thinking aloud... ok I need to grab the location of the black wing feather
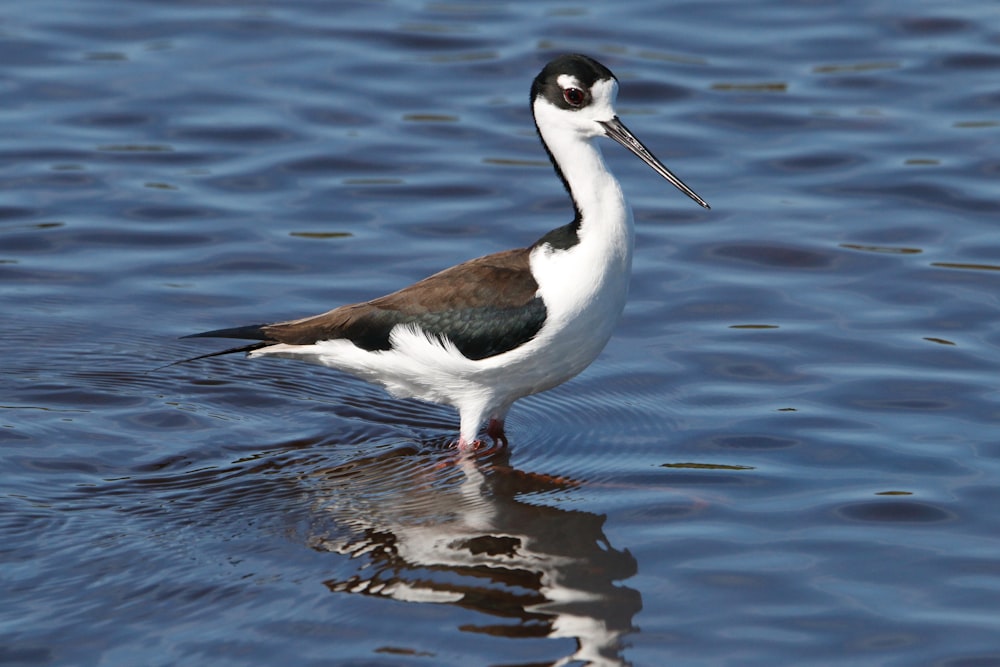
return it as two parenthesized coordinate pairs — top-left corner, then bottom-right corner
(181, 247), (547, 362)
(344, 297), (547, 360)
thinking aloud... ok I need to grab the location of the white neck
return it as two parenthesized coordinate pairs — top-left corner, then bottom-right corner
(532, 95), (634, 262)
(527, 97), (635, 368)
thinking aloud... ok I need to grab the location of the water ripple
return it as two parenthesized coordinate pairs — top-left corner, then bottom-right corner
(4, 1), (1000, 665)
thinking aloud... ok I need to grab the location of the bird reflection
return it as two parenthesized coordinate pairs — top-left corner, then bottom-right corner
(302, 444), (641, 667)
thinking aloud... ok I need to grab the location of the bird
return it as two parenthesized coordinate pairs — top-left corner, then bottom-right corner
(180, 54), (710, 450)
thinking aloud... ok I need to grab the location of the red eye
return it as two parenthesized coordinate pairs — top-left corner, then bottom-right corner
(563, 87), (585, 107)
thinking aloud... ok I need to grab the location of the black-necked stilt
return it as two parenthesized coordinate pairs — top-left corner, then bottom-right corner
(182, 54), (709, 450)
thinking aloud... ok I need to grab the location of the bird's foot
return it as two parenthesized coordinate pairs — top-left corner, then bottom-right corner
(455, 437), (482, 452)
(486, 418), (508, 448)
(454, 420), (507, 454)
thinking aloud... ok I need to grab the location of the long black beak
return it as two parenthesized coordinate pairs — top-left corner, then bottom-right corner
(598, 116), (710, 210)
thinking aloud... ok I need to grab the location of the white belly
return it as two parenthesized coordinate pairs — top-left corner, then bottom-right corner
(252, 209), (634, 439)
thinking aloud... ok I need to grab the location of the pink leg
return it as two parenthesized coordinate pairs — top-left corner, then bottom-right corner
(454, 424), (504, 452)
(486, 418), (508, 448)
(456, 437), (481, 452)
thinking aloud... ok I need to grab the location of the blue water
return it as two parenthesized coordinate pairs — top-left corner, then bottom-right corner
(3, 1), (1000, 665)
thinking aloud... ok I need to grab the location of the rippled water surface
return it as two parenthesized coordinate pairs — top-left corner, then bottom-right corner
(4, 1), (1000, 665)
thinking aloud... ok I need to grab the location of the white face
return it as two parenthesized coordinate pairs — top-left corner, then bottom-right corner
(534, 75), (620, 140)
(529, 55), (710, 210)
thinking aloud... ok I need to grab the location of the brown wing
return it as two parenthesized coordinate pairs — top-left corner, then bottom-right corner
(260, 247), (547, 360)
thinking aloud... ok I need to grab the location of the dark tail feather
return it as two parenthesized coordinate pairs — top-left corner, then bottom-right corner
(152, 341), (273, 372)
(152, 324), (275, 373)
(181, 324), (272, 341)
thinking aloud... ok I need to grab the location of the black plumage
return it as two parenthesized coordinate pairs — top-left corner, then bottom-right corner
(183, 247), (548, 361)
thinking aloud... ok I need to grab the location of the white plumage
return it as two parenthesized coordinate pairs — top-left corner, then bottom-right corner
(184, 54), (709, 449)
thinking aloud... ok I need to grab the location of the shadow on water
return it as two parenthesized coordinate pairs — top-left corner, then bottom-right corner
(305, 445), (641, 666)
(77, 435), (641, 666)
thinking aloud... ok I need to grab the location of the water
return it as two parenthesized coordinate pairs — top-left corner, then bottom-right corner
(3, 1), (1000, 665)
